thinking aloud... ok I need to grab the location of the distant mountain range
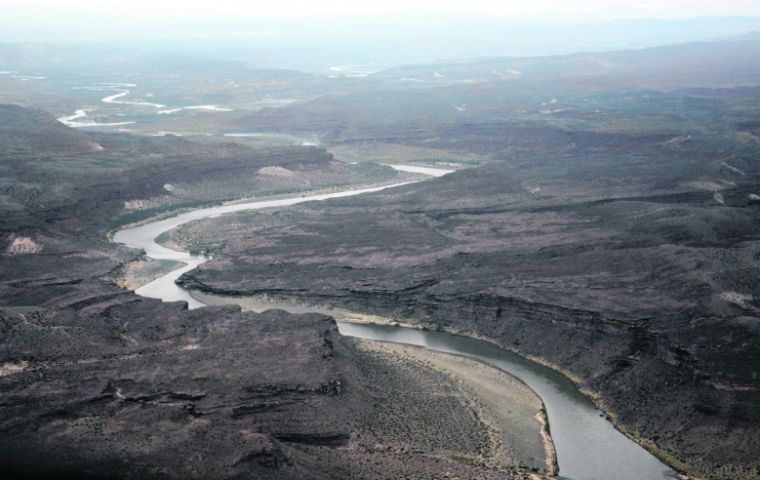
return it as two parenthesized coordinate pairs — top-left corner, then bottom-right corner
(1, 15), (759, 70)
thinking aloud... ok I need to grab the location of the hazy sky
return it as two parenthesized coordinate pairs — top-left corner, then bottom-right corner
(2, 0), (759, 66)
(3, 0), (760, 20)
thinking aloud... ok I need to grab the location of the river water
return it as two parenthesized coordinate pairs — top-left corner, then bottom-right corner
(113, 165), (677, 480)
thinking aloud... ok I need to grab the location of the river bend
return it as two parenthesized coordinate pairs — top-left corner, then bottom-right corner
(113, 165), (676, 480)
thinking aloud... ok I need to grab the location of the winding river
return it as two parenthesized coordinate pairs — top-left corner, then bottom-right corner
(114, 165), (677, 480)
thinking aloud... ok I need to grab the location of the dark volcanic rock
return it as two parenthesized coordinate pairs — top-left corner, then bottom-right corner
(177, 161), (760, 479)
(0, 104), (397, 239)
(0, 300), (538, 480)
(0, 105), (537, 479)
(0, 304), (351, 479)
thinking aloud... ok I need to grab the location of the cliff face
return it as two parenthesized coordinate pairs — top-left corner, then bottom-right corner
(176, 160), (760, 479)
(1, 295), (548, 480)
(1, 304), (346, 479)
(0, 105), (549, 480)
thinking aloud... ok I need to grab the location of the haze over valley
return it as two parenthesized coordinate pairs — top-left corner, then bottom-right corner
(1, 2), (760, 479)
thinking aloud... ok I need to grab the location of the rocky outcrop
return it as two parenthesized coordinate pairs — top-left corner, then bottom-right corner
(0, 296), (550, 479)
(0, 303), (347, 479)
(175, 161), (760, 479)
(0, 105), (549, 479)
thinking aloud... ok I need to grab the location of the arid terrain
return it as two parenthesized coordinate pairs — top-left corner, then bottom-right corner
(2, 30), (760, 480)
(0, 106), (552, 479)
(1, 304), (552, 479)
(169, 35), (760, 480)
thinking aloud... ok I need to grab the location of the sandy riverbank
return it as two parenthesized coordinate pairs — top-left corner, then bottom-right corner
(357, 340), (556, 476)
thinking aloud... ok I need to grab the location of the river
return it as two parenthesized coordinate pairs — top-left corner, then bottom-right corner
(113, 165), (677, 480)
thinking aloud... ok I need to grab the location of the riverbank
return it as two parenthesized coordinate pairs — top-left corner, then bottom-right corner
(190, 290), (676, 479)
(112, 174), (430, 290)
(357, 340), (557, 476)
(108, 165), (565, 478)
(2, 302), (552, 479)
(347, 339), (556, 478)
(116, 255), (184, 291)
(108, 170), (425, 239)
(112, 159), (676, 480)
(169, 150), (760, 479)
(190, 290), (719, 479)
(109, 166), (562, 478)
(110, 164), (568, 478)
